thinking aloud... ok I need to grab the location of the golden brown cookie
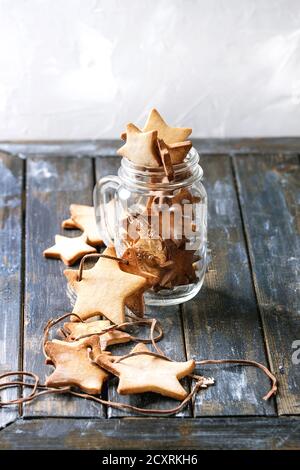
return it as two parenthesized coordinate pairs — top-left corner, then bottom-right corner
(43, 234), (97, 266)
(117, 123), (161, 167)
(94, 343), (195, 400)
(143, 108), (192, 144)
(160, 246), (197, 288)
(64, 246), (147, 324)
(157, 138), (174, 180)
(61, 320), (132, 350)
(62, 320), (111, 340)
(164, 141), (192, 164)
(45, 335), (108, 394)
(66, 204), (103, 246)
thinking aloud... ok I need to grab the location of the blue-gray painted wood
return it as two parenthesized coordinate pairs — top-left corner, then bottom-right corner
(1, 417), (300, 450)
(234, 153), (300, 415)
(1, 137), (300, 157)
(0, 152), (23, 429)
(23, 156), (105, 417)
(182, 154), (276, 416)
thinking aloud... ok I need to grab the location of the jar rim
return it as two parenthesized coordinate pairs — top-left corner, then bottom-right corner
(119, 147), (203, 190)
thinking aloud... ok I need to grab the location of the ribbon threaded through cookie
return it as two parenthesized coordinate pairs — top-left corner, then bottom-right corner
(0, 312), (277, 415)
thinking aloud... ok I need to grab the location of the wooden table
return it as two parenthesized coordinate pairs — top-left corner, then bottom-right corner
(0, 139), (299, 450)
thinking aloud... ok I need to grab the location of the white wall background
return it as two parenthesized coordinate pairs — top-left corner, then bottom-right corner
(0, 0), (300, 140)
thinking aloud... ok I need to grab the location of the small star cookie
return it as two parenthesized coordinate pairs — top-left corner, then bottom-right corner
(117, 123), (161, 167)
(163, 140), (192, 165)
(62, 204), (103, 246)
(45, 335), (108, 394)
(61, 320), (132, 350)
(143, 108), (192, 144)
(94, 343), (195, 400)
(43, 233), (96, 266)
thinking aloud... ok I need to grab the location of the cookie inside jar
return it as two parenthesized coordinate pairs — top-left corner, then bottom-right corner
(118, 187), (202, 293)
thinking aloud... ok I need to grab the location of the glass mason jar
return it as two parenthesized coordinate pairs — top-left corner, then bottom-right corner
(94, 147), (207, 306)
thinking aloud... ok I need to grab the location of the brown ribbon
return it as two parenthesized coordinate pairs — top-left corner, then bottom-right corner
(0, 312), (278, 416)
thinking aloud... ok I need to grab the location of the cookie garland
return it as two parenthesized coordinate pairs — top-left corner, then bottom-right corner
(0, 311), (277, 416)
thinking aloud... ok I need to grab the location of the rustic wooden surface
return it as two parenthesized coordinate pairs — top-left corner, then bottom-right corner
(234, 153), (300, 415)
(23, 156), (105, 417)
(1, 137), (300, 156)
(0, 139), (299, 449)
(1, 417), (300, 450)
(182, 154), (275, 417)
(0, 152), (23, 429)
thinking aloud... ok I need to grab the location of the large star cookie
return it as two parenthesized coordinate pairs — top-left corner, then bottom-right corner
(43, 233), (96, 266)
(45, 335), (108, 394)
(94, 343), (195, 400)
(64, 246), (147, 324)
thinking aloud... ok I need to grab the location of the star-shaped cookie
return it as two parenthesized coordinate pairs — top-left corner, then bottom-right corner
(45, 335), (108, 394)
(160, 247), (197, 288)
(64, 246), (147, 324)
(164, 140), (192, 164)
(43, 233), (96, 266)
(143, 108), (192, 144)
(61, 320), (132, 350)
(61, 204), (103, 246)
(117, 123), (161, 167)
(94, 343), (195, 400)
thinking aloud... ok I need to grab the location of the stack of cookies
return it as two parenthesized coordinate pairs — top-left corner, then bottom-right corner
(117, 108), (201, 291)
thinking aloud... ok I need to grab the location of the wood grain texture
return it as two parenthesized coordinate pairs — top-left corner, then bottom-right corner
(1, 137), (300, 157)
(182, 155), (276, 417)
(1, 417), (300, 450)
(23, 156), (105, 417)
(0, 152), (23, 429)
(95, 157), (191, 417)
(234, 153), (300, 415)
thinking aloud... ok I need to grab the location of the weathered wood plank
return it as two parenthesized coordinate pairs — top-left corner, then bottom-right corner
(95, 157), (191, 417)
(1, 417), (300, 450)
(23, 156), (105, 417)
(182, 155), (276, 416)
(234, 153), (300, 415)
(1, 137), (300, 157)
(0, 152), (23, 429)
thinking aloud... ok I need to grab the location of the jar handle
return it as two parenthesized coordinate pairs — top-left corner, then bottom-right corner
(93, 175), (121, 247)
